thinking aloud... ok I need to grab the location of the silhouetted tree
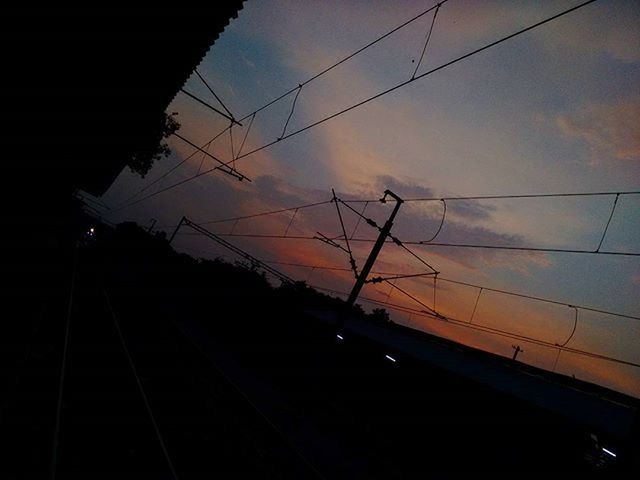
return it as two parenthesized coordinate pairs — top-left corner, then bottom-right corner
(369, 308), (391, 324)
(127, 112), (180, 177)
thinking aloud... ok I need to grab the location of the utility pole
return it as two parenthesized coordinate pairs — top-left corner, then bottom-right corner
(346, 189), (404, 307)
(147, 218), (157, 233)
(511, 344), (524, 361)
(168, 216), (186, 244)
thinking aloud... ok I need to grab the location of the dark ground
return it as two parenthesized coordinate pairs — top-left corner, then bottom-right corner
(2, 218), (638, 478)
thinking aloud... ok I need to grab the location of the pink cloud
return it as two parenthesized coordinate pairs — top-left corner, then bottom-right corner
(557, 96), (640, 163)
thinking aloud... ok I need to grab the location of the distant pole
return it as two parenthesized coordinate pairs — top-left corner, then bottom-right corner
(168, 216), (186, 244)
(346, 190), (404, 307)
(511, 344), (524, 361)
(147, 218), (157, 233)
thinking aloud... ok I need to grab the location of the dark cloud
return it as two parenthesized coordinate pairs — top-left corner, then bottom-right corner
(374, 175), (434, 199)
(447, 200), (496, 220)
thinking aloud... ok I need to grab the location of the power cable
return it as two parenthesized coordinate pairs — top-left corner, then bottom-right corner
(194, 68), (236, 120)
(311, 284), (640, 368)
(193, 233), (640, 257)
(421, 199), (446, 243)
(115, 1), (599, 210)
(179, 88), (241, 126)
(254, 260), (640, 322)
(341, 190), (640, 203)
(411, 2), (441, 79)
(596, 193), (619, 252)
(232, 0), (599, 164)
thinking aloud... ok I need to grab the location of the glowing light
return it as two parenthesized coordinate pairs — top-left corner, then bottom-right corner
(385, 354), (396, 363)
(336, 334), (344, 340)
(90, 227), (95, 233)
(602, 447), (617, 458)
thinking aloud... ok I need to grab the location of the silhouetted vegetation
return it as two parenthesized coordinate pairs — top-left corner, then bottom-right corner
(127, 112), (181, 178)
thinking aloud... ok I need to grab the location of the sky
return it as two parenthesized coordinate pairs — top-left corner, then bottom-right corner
(98, 0), (640, 397)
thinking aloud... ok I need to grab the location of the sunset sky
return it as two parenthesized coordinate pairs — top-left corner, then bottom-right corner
(99, 0), (640, 397)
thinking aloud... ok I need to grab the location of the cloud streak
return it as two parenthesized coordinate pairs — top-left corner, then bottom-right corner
(557, 96), (640, 163)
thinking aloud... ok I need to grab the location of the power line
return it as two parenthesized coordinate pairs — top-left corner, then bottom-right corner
(231, 0), (449, 127)
(179, 88), (241, 126)
(111, 135), (253, 213)
(197, 233), (640, 257)
(596, 193), (619, 252)
(116, 138), (215, 208)
(436, 277), (640, 321)
(114, 1), (449, 212)
(159, 199), (333, 230)
(331, 189), (359, 277)
(158, 189), (640, 228)
(334, 195), (440, 273)
(310, 284), (640, 369)
(422, 199), (446, 243)
(173, 217), (295, 284)
(194, 68), (236, 121)
(171, 226), (639, 370)
(257, 260), (639, 321)
(232, 0), (599, 164)
(114, 0), (599, 211)
(341, 190), (640, 203)
(411, 1), (441, 79)
(413, 241), (640, 257)
(172, 133), (250, 181)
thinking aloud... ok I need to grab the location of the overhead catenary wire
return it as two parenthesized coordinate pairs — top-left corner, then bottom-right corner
(558, 306), (579, 347)
(190, 232), (640, 257)
(253, 260), (640, 322)
(160, 199), (333, 229)
(110, 2), (449, 214)
(194, 68), (236, 120)
(332, 189), (359, 277)
(160, 188), (639, 232)
(170, 228), (639, 370)
(179, 88), (241, 126)
(341, 189), (640, 203)
(230, 0), (599, 164)
(283, 208), (299, 237)
(196, 140), (214, 175)
(349, 201), (369, 240)
(149, 0), (450, 203)
(596, 193), (619, 252)
(115, 129), (234, 208)
(310, 284), (640, 369)
(173, 133), (250, 181)
(114, 0), (599, 211)
(334, 196), (439, 273)
(279, 85), (303, 140)
(422, 199), (446, 243)
(236, 112), (256, 160)
(230, 0), (450, 127)
(411, 2), (441, 79)
(109, 135), (253, 213)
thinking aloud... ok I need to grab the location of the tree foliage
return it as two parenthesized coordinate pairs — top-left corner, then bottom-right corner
(127, 112), (180, 178)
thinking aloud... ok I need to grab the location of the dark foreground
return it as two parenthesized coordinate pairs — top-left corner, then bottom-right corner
(3, 220), (638, 478)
